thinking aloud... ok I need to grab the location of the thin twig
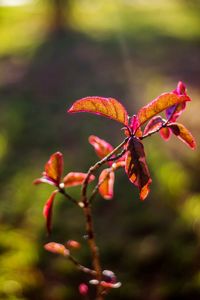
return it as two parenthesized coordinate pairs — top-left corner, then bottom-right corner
(68, 254), (96, 276)
(59, 187), (79, 206)
(107, 148), (126, 162)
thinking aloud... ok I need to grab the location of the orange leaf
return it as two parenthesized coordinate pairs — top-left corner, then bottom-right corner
(44, 152), (63, 185)
(89, 135), (113, 159)
(98, 169), (115, 200)
(137, 93), (190, 125)
(125, 137), (152, 200)
(63, 172), (95, 187)
(43, 190), (58, 235)
(44, 242), (69, 256)
(168, 122), (196, 149)
(68, 96), (128, 125)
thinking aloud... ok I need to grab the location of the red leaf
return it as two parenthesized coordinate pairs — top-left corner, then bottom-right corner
(43, 190), (58, 235)
(33, 177), (57, 186)
(168, 122), (196, 149)
(98, 169), (115, 200)
(44, 242), (69, 256)
(44, 152), (63, 185)
(137, 92), (190, 125)
(159, 127), (172, 141)
(125, 137), (152, 200)
(68, 96), (128, 125)
(89, 135), (113, 159)
(129, 115), (143, 137)
(63, 172), (95, 188)
(143, 116), (164, 135)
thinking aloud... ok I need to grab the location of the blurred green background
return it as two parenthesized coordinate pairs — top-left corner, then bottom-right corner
(0, 0), (200, 299)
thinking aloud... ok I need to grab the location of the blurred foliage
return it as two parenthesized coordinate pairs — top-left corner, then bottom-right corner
(0, 0), (200, 299)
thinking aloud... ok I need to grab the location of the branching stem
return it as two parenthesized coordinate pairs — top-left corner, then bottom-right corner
(81, 137), (129, 299)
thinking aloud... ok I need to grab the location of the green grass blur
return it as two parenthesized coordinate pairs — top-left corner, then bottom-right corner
(0, 0), (200, 299)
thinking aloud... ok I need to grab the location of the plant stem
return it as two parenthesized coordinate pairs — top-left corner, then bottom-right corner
(59, 187), (79, 206)
(81, 137), (129, 299)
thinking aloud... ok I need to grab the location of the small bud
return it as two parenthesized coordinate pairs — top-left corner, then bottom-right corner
(66, 240), (81, 249)
(59, 182), (65, 189)
(44, 242), (69, 256)
(102, 269), (116, 283)
(79, 283), (88, 296)
(112, 163), (117, 170)
(78, 202), (85, 208)
(89, 279), (99, 285)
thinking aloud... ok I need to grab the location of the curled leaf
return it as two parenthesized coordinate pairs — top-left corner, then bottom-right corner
(165, 82), (188, 122)
(143, 116), (164, 135)
(68, 96), (128, 125)
(43, 190), (58, 235)
(137, 92), (190, 125)
(168, 122), (196, 149)
(125, 137), (152, 200)
(98, 169), (115, 200)
(89, 135), (113, 159)
(165, 102), (186, 122)
(44, 242), (69, 256)
(44, 152), (63, 185)
(63, 172), (95, 187)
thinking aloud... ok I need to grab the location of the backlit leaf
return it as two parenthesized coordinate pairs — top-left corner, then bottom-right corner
(63, 172), (95, 187)
(43, 190), (58, 235)
(125, 137), (152, 200)
(98, 169), (115, 200)
(44, 152), (63, 185)
(143, 116), (164, 135)
(159, 127), (172, 141)
(89, 135), (113, 159)
(129, 115), (143, 137)
(168, 122), (196, 149)
(165, 102), (186, 122)
(44, 242), (69, 256)
(68, 96), (128, 125)
(137, 93), (190, 125)
(33, 177), (56, 186)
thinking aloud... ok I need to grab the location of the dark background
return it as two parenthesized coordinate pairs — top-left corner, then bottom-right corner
(0, 0), (200, 299)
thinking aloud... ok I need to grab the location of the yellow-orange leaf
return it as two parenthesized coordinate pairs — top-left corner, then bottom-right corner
(68, 97), (128, 125)
(169, 122), (196, 149)
(137, 93), (190, 125)
(98, 169), (115, 200)
(63, 172), (95, 187)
